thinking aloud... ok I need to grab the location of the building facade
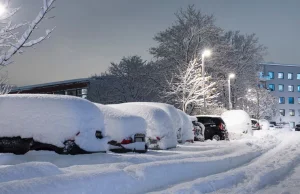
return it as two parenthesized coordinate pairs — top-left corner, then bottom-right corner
(260, 63), (300, 127)
(10, 78), (91, 99)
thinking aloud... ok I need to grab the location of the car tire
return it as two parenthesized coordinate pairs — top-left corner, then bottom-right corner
(212, 135), (221, 141)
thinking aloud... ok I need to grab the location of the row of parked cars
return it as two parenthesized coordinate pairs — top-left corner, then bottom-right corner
(0, 94), (262, 155)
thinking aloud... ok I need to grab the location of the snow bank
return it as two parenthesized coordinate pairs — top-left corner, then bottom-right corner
(177, 110), (194, 142)
(94, 103), (147, 142)
(109, 103), (177, 149)
(221, 110), (252, 135)
(0, 94), (107, 151)
(259, 119), (270, 130)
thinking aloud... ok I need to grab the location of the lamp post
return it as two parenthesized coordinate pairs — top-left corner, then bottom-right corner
(201, 49), (211, 110)
(228, 73), (235, 109)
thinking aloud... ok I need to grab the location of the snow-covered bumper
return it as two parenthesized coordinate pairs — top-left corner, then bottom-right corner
(108, 133), (147, 153)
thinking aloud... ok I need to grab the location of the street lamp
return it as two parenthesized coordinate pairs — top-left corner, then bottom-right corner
(228, 73), (235, 109)
(201, 49), (212, 109)
(0, 3), (6, 16)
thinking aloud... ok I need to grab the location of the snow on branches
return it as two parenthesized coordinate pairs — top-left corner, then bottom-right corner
(164, 57), (219, 114)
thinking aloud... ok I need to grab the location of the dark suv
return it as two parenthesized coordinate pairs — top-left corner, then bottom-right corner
(295, 124), (300, 131)
(196, 116), (229, 141)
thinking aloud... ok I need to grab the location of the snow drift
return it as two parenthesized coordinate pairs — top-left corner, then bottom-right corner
(221, 110), (253, 135)
(94, 103), (147, 142)
(109, 103), (177, 149)
(0, 94), (108, 152)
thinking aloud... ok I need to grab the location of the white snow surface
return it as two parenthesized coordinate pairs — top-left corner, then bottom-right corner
(0, 94), (107, 151)
(94, 103), (147, 142)
(259, 119), (270, 130)
(221, 110), (253, 135)
(1, 129), (300, 193)
(177, 109), (194, 142)
(109, 103), (177, 149)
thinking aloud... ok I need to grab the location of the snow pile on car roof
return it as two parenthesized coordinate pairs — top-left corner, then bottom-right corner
(221, 110), (253, 135)
(177, 110), (194, 142)
(94, 103), (147, 142)
(0, 94), (107, 151)
(259, 119), (270, 130)
(109, 103), (177, 149)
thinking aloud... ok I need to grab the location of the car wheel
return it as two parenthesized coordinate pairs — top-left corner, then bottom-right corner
(212, 135), (221, 141)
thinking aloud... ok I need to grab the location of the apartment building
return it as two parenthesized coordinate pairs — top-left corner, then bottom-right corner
(260, 63), (300, 127)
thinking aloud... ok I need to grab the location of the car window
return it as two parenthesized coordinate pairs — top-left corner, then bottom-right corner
(197, 117), (214, 124)
(251, 120), (257, 125)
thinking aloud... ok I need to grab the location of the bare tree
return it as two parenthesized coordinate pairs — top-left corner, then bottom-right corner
(164, 57), (219, 114)
(0, 0), (56, 94)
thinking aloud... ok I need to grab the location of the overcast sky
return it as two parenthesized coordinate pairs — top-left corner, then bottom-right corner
(6, 0), (300, 86)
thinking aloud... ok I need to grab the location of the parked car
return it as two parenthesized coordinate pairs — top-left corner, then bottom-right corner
(195, 115), (229, 141)
(221, 110), (253, 135)
(176, 110), (194, 143)
(259, 119), (270, 130)
(94, 104), (147, 153)
(251, 119), (261, 130)
(295, 124), (300, 131)
(192, 121), (205, 141)
(0, 94), (108, 155)
(269, 124), (276, 130)
(109, 103), (177, 150)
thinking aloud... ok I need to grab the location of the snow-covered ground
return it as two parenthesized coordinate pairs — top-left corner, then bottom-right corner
(0, 129), (299, 194)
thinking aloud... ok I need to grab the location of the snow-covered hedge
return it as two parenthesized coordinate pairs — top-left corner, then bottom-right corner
(109, 103), (177, 149)
(94, 103), (147, 142)
(221, 110), (252, 135)
(0, 94), (108, 152)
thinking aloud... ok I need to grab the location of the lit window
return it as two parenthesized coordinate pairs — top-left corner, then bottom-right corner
(279, 97), (285, 104)
(278, 72), (284, 79)
(288, 85), (294, 92)
(268, 84), (275, 91)
(290, 109), (295, 116)
(298, 97), (300, 104)
(280, 109), (285, 116)
(297, 74), (300, 80)
(288, 73), (293, 80)
(278, 84), (284, 91)
(268, 72), (274, 79)
(289, 97), (294, 104)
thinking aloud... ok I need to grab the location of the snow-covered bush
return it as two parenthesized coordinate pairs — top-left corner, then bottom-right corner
(177, 110), (194, 143)
(221, 110), (253, 135)
(0, 94), (108, 152)
(94, 103), (147, 142)
(109, 103), (177, 149)
(259, 119), (270, 130)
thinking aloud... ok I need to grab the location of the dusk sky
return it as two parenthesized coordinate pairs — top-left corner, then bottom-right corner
(7, 0), (300, 86)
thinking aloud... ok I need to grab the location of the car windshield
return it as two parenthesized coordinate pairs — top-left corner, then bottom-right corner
(197, 117), (224, 125)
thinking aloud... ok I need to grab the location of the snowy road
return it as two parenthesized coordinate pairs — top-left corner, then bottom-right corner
(0, 129), (299, 194)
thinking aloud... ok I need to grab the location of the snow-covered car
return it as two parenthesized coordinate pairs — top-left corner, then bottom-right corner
(95, 104), (147, 153)
(176, 110), (194, 143)
(0, 94), (108, 155)
(259, 119), (270, 130)
(196, 115), (229, 141)
(269, 124), (275, 130)
(221, 110), (253, 135)
(191, 120), (205, 141)
(251, 119), (261, 130)
(109, 103), (177, 150)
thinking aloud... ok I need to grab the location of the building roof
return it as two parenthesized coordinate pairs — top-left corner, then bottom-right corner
(260, 62), (300, 67)
(11, 78), (92, 93)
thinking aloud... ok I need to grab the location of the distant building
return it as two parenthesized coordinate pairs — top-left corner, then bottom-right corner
(260, 63), (300, 127)
(10, 78), (92, 99)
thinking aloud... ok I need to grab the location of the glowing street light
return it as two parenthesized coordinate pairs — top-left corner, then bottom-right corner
(0, 3), (6, 16)
(228, 73), (235, 109)
(201, 49), (212, 109)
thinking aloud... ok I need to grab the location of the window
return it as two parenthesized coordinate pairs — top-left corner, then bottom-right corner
(268, 72), (274, 79)
(288, 73), (293, 80)
(290, 109), (295, 116)
(298, 86), (300, 92)
(298, 109), (300, 116)
(290, 122), (295, 128)
(288, 85), (294, 92)
(66, 89), (77, 96)
(268, 84), (275, 91)
(298, 97), (300, 104)
(278, 84), (284, 92)
(279, 109), (285, 116)
(279, 97), (285, 104)
(297, 74), (300, 80)
(289, 97), (294, 104)
(278, 72), (284, 79)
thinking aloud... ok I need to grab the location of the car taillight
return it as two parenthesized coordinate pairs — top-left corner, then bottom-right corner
(256, 123), (259, 127)
(156, 137), (161, 141)
(219, 123), (224, 130)
(121, 137), (133, 144)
